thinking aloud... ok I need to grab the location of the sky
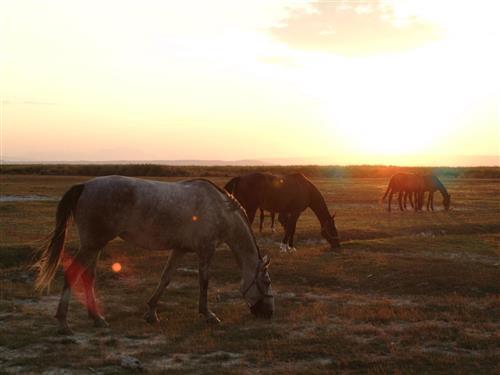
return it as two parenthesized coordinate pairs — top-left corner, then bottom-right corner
(1, 0), (499, 165)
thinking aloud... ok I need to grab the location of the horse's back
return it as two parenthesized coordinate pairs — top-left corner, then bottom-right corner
(422, 174), (443, 191)
(227, 172), (311, 213)
(229, 173), (273, 202)
(73, 176), (228, 250)
(258, 173), (310, 212)
(389, 173), (423, 191)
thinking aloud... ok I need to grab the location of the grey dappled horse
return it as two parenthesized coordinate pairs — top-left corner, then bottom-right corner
(34, 176), (274, 334)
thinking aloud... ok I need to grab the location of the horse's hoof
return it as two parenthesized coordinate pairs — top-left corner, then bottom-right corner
(94, 317), (109, 328)
(288, 246), (297, 253)
(279, 244), (288, 253)
(144, 311), (160, 325)
(203, 312), (221, 325)
(57, 325), (74, 335)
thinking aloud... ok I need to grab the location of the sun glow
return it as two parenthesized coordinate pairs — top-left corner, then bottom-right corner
(111, 263), (122, 273)
(298, 35), (498, 158)
(2, 1), (498, 165)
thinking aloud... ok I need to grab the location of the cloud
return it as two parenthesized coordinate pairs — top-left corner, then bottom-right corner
(270, 1), (442, 56)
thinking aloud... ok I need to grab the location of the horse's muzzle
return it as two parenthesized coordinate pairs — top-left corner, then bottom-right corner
(328, 238), (341, 249)
(250, 297), (274, 319)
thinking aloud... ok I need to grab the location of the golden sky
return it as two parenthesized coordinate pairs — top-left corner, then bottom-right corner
(1, 0), (499, 165)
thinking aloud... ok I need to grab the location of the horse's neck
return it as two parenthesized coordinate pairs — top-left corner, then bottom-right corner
(224, 213), (260, 279)
(308, 184), (331, 225)
(434, 178), (448, 197)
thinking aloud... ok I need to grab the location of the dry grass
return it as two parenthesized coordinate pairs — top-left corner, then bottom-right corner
(0, 175), (499, 374)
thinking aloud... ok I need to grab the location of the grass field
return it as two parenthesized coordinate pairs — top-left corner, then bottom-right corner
(0, 175), (499, 373)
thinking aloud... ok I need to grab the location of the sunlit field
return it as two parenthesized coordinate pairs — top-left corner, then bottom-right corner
(1, 173), (499, 373)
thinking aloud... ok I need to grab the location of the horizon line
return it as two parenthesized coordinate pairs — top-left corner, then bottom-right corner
(1, 159), (499, 168)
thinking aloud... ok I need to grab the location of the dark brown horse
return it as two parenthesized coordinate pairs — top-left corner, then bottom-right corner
(403, 191), (415, 210)
(259, 209), (276, 233)
(381, 173), (424, 212)
(420, 174), (451, 211)
(224, 173), (340, 252)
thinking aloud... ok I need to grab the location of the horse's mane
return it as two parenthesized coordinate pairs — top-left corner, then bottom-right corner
(291, 173), (325, 199)
(291, 173), (332, 221)
(432, 175), (449, 196)
(186, 178), (263, 260)
(186, 178), (244, 212)
(223, 177), (239, 194)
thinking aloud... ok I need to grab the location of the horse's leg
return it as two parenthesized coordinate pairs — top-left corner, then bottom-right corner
(270, 212), (276, 233)
(280, 214), (291, 252)
(426, 192), (431, 211)
(244, 203), (258, 225)
(83, 251), (108, 327)
(430, 192), (435, 211)
(55, 249), (95, 335)
(398, 192), (404, 211)
(197, 246), (220, 323)
(286, 212), (300, 252)
(409, 192), (414, 208)
(278, 212), (288, 228)
(259, 209), (264, 233)
(144, 249), (185, 324)
(387, 191), (393, 212)
(403, 192), (408, 210)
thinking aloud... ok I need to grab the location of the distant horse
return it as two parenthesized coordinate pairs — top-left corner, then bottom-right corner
(33, 176), (274, 334)
(403, 191), (416, 210)
(421, 174), (451, 211)
(381, 173), (424, 212)
(224, 173), (340, 252)
(259, 209), (276, 233)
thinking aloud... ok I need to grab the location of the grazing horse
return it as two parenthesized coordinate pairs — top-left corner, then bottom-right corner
(224, 173), (340, 252)
(421, 174), (451, 211)
(403, 191), (415, 210)
(259, 209), (276, 233)
(381, 173), (424, 212)
(226, 178), (276, 233)
(33, 176), (274, 334)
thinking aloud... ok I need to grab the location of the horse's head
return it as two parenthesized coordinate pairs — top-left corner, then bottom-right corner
(443, 194), (451, 211)
(321, 213), (341, 249)
(241, 255), (274, 319)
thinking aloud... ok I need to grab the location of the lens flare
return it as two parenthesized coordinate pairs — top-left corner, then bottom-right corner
(112, 262), (122, 273)
(192, 215), (198, 221)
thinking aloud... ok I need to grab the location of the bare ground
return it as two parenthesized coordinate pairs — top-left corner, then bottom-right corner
(1, 176), (499, 374)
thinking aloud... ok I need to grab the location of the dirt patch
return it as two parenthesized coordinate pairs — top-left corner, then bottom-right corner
(150, 351), (244, 371)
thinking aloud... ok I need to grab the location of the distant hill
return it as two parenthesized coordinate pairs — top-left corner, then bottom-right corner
(1, 159), (271, 166)
(2, 154), (497, 167)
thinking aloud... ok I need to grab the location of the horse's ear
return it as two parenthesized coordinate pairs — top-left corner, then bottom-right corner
(331, 211), (336, 219)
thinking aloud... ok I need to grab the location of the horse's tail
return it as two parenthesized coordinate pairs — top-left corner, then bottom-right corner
(33, 184), (84, 291)
(224, 177), (240, 195)
(381, 179), (393, 202)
